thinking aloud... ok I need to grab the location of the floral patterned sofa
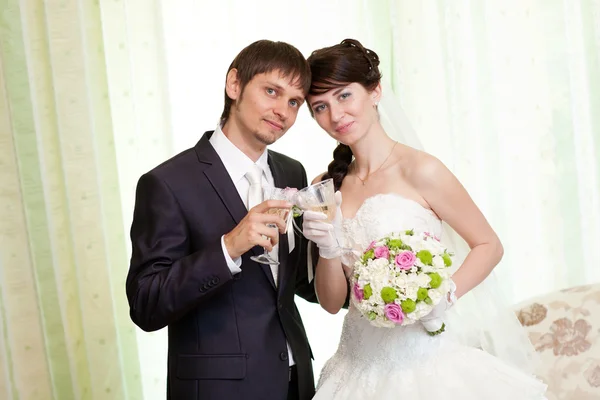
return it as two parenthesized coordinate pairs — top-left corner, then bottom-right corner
(515, 283), (600, 399)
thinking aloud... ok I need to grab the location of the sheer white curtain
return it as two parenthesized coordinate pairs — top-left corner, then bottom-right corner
(383, 0), (600, 303)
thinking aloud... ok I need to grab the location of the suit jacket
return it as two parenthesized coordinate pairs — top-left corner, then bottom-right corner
(126, 131), (318, 400)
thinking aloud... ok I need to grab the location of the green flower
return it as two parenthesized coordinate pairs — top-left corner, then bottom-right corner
(442, 253), (452, 267)
(401, 298), (416, 314)
(363, 284), (373, 300)
(381, 287), (398, 304)
(292, 205), (303, 218)
(405, 229), (414, 236)
(416, 250), (433, 266)
(368, 311), (377, 320)
(417, 287), (429, 301)
(387, 239), (403, 250)
(424, 297), (433, 305)
(362, 249), (375, 263)
(427, 272), (442, 289)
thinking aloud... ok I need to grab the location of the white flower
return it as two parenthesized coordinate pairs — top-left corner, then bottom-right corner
(420, 265), (435, 274)
(428, 288), (443, 304)
(416, 273), (432, 287)
(405, 285), (419, 300)
(413, 301), (434, 319)
(432, 256), (445, 269)
(392, 274), (408, 288)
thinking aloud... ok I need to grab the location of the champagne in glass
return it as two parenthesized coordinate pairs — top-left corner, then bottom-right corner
(250, 187), (296, 266)
(308, 204), (335, 222)
(293, 178), (352, 253)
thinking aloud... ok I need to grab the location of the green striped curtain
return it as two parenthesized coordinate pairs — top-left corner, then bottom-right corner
(0, 0), (145, 398)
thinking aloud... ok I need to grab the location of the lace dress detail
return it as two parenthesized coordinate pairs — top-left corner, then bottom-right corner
(313, 194), (547, 399)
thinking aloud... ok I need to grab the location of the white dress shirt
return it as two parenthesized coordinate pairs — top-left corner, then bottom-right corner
(209, 125), (295, 366)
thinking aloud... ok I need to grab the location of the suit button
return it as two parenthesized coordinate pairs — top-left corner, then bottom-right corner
(280, 352), (288, 361)
(278, 303), (283, 310)
(211, 278), (219, 285)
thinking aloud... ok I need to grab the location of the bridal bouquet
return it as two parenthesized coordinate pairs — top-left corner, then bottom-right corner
(351, 230), (454, 335)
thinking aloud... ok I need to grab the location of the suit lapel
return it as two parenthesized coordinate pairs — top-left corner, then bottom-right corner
(268, 152), (290, 293)
(195, 132), (264, 260)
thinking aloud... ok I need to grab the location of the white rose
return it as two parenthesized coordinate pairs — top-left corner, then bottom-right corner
(420, 265), (435, 274)
(432, 256), (445, 269)
(428, 288), (443, 304)
(392, 274), (408, 288)
(417, 273), (432, 287)
(413, 301), (433, 319)
(405, 284), (420, 300)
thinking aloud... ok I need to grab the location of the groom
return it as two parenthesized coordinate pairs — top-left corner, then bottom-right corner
(126, 40), (317, 400)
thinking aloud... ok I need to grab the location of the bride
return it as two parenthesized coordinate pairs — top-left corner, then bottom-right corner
(301, 39), (547, 399)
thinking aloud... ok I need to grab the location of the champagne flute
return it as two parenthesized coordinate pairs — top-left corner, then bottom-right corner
(292, 179), (353, 253)
(250, 186), (296, 266)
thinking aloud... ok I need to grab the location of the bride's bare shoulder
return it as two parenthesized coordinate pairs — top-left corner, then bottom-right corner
(400, 147), (449, 187)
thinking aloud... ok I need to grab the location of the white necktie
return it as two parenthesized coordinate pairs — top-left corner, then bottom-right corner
(245, 164), (279, 285)
(245, 164), (263, 210)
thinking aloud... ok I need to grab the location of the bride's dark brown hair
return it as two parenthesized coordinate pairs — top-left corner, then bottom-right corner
(307, 39), (382, 190)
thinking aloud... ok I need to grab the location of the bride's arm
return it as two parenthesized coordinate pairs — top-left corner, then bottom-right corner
(411, 154), (504, 299)
(314, 256), (349, 314)
(305, 173), (350, 314)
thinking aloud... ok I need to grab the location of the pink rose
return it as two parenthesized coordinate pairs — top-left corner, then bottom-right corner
(374, 246), (390, 259)
(353, 283), (364, 302)
(395, 251), (416, 270)
(384, 303), (404, 324)
(366, 241), (376, 251)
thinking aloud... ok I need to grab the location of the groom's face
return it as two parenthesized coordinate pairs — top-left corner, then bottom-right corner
(228, 69), (305, 146)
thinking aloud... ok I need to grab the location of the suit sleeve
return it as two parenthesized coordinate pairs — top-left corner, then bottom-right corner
(126, 172), (234, 332)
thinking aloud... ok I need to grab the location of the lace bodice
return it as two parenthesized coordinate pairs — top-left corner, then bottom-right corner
(342, 193), (443, 252)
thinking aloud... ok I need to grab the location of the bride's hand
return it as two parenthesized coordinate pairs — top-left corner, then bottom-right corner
(420, 279), (457, 332)
(302, 191), (344, 259)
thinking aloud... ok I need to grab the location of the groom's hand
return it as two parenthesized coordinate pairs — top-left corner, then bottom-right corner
(224, 200), (292, 260)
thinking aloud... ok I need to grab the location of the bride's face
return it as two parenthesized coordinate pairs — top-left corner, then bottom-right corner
(308, 82), (380, 145)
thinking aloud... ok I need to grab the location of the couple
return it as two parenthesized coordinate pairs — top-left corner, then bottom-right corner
(126, 39), (547, 399)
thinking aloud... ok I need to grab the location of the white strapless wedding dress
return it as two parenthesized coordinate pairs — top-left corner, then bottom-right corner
(312, 193), (547, 399)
